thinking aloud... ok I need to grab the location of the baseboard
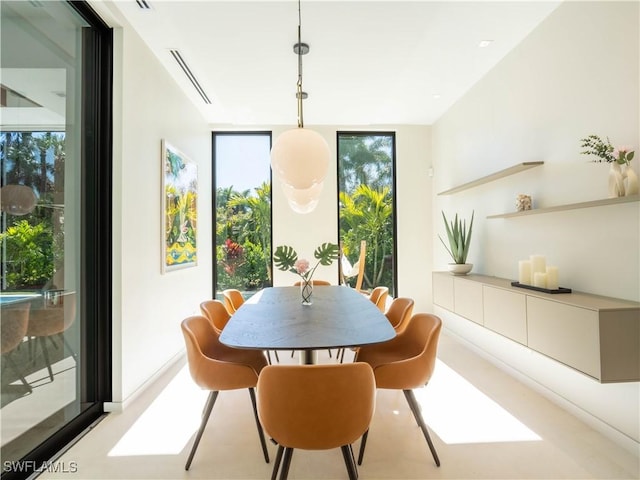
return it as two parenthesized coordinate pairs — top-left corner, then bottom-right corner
(104, 349), (186, 413)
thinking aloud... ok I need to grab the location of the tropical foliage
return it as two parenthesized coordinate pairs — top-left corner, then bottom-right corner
(1, 132), (65, 290)
(215, 182), (272, 291)
(338, 134), (395, 293)
(215, 132), (396, 296)
(0, 220), (55, 289)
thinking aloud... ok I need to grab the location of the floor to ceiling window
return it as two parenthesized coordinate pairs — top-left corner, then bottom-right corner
(1, 2), (111, 478)
(212, 132), (272, 299)
(337, 132), (397, 296)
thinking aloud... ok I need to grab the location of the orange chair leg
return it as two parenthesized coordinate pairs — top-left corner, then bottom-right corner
(357, 429), (369, 465)
(248, 387), (270, 463)
(270, 445), (284, 480)
(403, 389), (440, 466)
(341, 445), (358, 480)
(279, 447), (294, 480)
(185, 390), (218, 470)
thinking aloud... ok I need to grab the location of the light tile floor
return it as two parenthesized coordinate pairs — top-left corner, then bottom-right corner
(40, 332), (639, 479)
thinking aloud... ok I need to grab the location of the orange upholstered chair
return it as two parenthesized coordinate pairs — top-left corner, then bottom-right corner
(181, 315), (270, 470)
(221, 289), (278, 363)
(385, 296), (414, 333)
(337, 288), (398, 364)
(221, 288), (245, 313)
(368, 286), (389, 312)
(199, 299), (231, 333)
(257, 363), (375, 480)
(354, 312), (442, 467)
(1, 302), (31, 391)
(25, 291), (77, 381)
(292, 279), (331, 286)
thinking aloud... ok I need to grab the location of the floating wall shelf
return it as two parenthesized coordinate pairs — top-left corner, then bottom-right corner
(487, 195), (639, 219)
(438, 161), (544, 195)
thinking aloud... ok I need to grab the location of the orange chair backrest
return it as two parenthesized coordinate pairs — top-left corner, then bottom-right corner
(373, 313), (442, 390)
(368, 286), (389, 312)
(200, 299), (231, 332)
(26, 292), (77, 337)
(293, 280), (331, 286)
(181, 315), (265, 391)
(1, 302), (30, 354)
(222, 289), (245, 313)
(385, 297), (414, 331)
(257, 363), (375, 450)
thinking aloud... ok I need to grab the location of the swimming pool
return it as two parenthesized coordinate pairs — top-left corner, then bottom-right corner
(0, 293), (42, 305)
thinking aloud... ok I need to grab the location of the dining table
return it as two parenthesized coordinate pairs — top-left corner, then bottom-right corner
(219, 285), (396, 364)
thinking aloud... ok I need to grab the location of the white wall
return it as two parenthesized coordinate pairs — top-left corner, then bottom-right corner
(431, 1), (639, 448)
(433, 1), (639, 301)
(91, 2), (213, 408)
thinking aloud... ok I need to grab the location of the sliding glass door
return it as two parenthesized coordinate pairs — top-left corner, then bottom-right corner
(1, 1), (111, 477)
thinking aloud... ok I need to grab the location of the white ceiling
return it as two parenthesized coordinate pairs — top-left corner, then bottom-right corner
(103, 1), (561, 126)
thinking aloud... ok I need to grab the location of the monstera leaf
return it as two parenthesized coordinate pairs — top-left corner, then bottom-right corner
(314, 242), (339, 266)
(274, 245), (298, 273)
(274, 242), (339, 276)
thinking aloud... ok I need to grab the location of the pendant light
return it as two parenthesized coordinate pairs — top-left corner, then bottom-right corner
(270, 0), (330, 213)
(0, 185), (37, 215)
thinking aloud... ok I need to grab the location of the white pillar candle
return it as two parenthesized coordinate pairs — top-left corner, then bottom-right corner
(530, 255), (546, 275)
(533, 272), (547, 288)
(518, 260), (532, 285)
(546, 266), (559, 290)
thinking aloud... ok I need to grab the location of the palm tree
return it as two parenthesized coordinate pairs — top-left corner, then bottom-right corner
(228, 182), (272, 281)
(338, 135), (393, 193)
(339, 185), (393, 290)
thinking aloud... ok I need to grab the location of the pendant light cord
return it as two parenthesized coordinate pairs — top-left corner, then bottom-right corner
(297, 0), (304, 128)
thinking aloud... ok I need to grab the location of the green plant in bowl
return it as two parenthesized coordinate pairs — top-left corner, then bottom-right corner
(439, 211), (474, 266)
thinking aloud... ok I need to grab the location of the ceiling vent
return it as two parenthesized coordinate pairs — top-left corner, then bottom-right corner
(169, 49), (212, 104)
(136, 0), (151, 10)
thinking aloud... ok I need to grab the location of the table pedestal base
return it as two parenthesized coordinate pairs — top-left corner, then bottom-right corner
(300, 350), (316, 365)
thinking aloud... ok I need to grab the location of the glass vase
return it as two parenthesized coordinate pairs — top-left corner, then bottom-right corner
(608, 162), (625, 197)
(622, 164), (639, 196)
(300, 279), (313, 305)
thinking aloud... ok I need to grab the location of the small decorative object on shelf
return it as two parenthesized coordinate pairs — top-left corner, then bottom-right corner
(439, 210), (474, 275)
(580, 134), (636, 198)
(516, 255), (562, 291)
(516, 194), (532, 212)
(274, 242), (339, 305)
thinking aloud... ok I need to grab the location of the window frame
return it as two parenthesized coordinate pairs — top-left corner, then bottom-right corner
(336, 131), (398, 296)
(211, 131), (273, 298)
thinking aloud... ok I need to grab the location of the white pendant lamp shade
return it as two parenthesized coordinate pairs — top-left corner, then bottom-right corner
(281, 181), (324, 215)
(271, 127), (330, 190)
(0, 185), (37, 215)
(288, 197), (319, 214)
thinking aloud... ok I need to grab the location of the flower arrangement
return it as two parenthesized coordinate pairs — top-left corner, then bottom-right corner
(274, 242), (339, 283)
(580, 135), (635, 165)
(439, 211), (474, 265)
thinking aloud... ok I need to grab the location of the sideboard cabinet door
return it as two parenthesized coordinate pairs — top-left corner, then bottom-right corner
(483, 286), (527, 345)
(527, 296), (600, 380)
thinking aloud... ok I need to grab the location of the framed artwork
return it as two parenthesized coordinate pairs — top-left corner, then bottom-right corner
(162, 140), (198, 272)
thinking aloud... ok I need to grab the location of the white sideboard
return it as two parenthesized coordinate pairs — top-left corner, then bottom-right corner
(432, 272), (640, 383)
